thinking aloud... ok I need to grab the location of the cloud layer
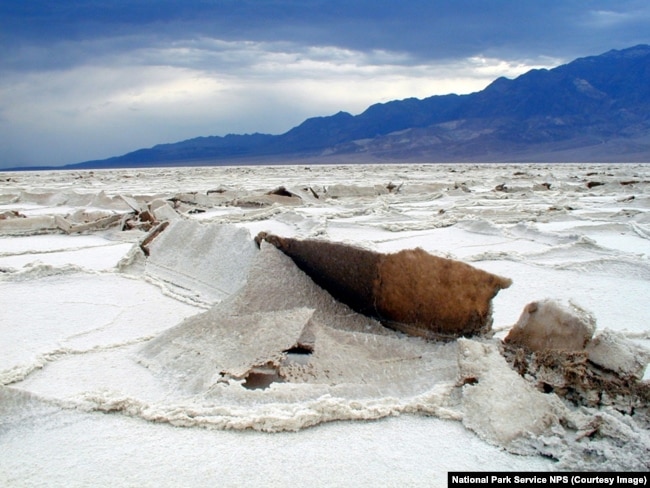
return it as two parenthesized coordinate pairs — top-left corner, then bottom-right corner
(1, 1), (649, 167)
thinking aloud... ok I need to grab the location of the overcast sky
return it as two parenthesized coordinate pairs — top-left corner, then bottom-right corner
(1, 1), (649, 168)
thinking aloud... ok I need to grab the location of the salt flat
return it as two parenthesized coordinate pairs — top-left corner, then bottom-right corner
(1, 163), (648, 486)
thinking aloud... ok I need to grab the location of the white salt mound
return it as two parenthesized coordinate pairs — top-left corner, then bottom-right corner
(586, 328), (650, 379)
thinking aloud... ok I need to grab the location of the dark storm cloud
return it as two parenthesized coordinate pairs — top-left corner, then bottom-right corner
(3, 0), (650, 68)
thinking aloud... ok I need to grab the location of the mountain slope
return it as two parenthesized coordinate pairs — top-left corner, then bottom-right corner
(70, 44), (650, 168)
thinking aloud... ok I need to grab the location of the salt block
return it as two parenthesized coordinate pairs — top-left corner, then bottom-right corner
(149, 199), (180, 222)
(139, 307), (315, 393)
(0, 215), (57, 234)
(143, 221), (259, 304)
(120, 194), (144, 212)
(504, 299), (596, 352)
(586, 329), (650, 379)
(257, 233), (512, 339)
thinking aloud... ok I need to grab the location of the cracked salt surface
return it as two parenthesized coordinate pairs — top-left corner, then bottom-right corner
(1, 163), (649, 486)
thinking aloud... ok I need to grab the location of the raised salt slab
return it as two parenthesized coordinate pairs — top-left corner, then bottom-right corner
(142, 220), (259, 305)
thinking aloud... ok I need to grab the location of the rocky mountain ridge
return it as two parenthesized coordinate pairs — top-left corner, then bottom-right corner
(68, 44), (650, 168)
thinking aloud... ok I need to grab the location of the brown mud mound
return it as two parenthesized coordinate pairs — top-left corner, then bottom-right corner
(504, 299), (596, 352)
(257, 233), (511, 339)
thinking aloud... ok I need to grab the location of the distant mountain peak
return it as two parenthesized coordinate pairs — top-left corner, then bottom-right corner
(66, 44), (650, 169)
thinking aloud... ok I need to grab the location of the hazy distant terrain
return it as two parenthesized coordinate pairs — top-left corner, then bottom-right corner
(65, 44), (650, 169)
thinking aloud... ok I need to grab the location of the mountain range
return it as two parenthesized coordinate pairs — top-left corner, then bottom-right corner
(69, 44), (650, 168)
